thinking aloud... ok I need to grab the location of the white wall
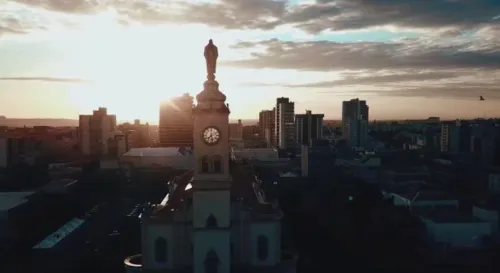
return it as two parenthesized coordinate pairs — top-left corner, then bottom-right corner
(473, 206), (499, 241)
(142, 224), (175, 270)
(192, 190), (230, 228)
(249, 221), (281, 267)
(193, 229), (230, 273)
(425, 220), (492, 248)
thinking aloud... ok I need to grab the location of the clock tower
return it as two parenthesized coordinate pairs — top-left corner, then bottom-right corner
(192, 39), (231, 273)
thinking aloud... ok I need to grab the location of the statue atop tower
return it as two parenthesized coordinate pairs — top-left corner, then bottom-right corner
(204, 39), (218, 81)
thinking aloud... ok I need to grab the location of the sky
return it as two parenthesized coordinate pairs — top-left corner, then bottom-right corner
(1, 0), (500, 123)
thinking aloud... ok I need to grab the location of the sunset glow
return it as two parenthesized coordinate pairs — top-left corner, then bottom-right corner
(1, 0), (500, 122)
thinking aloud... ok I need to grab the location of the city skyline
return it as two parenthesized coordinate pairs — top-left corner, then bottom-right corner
(1, 0), (500, 122)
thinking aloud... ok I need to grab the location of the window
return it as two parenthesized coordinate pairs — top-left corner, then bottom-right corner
(212, 155), (223, 173)
(257, 235), (269, 261)
(201, 156), (210, 173)
(206, 214), (218, 228)
(154, 237), (168, 263)
(204, 249), (219, 273)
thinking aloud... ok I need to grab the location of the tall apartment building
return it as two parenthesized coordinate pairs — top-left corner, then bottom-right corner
(159, 93), (194, 147)
(275, 97), (295, 149)
(342, 99), (369, 147)
(441, 120), (471, 154)
(79, 107), (117, 157)
(259, 109), (275, 147)
(470, 122), (500, 165)
(295, 110), (324, 146)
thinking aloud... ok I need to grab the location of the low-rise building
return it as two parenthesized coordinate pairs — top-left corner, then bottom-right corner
(0, 191), (35, 255)
(121, 147), (193, 171)
(231, 148), (279, 162)
(390, 190), (458, 208)
(415, 206), (492, 249)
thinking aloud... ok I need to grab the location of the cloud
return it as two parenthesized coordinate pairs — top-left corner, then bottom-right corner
(0, 77), (89, 83)
(8, 0), (287, 30)
(247, 71), (462, 88)
(224, 37), (500, 71)
(12, 0), (98, 14)
(286, 0), (500, 34)
(357, 85), (500, 101)
(230, 35), (500, 100)
(5, 0), (500, 34)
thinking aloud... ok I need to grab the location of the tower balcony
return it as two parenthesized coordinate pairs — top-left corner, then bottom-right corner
(124, 254), (143, 273)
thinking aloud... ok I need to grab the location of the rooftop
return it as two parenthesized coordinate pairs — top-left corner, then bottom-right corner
(413, 190), (457, 202)
(123, 147), (193, 157)
(414, 206), (484, 223)
(33, 218), (85, 249)
(152, 163), (279, 217)
(0, 191), (34, 212)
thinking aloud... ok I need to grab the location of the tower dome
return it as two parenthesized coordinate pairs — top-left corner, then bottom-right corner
(196, 80), (226, 103)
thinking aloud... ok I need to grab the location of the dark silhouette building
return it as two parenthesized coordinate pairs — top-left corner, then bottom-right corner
(159, 93), (194, 147)
(295, 110), (324, 146)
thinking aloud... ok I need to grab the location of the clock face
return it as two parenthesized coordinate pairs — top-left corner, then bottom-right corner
(203, 127), (220, 145)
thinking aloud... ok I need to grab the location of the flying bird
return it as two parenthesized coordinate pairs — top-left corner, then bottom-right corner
(480, 96), (485, 101)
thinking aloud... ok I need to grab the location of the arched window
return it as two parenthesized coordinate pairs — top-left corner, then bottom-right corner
(257, 235), (269, 261)
(154, 237), (168, 263)
(212, 155), (223, 173)
(200, 156), (210, 173)
(204, 249), (219, 273)
(206, 214), (218, 228)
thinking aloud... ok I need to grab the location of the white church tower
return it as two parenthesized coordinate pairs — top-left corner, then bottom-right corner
(191, 39), (232, 273)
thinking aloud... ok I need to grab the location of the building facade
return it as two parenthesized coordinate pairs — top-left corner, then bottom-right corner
(79, 107), (116, 157)
(259, 110), (275, 148)
(342, 99), (369, 147)
(229, 120), (243, 141)
(159, 93), (194, 147)
(295, 110), (324, 146)
(275, 98), (295, 150)
(440, 120), (471, 154)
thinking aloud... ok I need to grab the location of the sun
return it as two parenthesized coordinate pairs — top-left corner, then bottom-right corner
(64, 19), (213, 122)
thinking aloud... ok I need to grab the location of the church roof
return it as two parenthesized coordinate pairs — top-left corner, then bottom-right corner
(152, 163), (279, 217)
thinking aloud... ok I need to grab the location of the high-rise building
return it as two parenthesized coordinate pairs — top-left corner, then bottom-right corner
(469, 121), (500, 165)
(347, 116), (368, 148)
(342, 99), (369, 147)
(295, 110), (324, 146)
(159, 93), (194, 147)
(259, 109), (275, 147)
(79, 107), (117, 157)
(441, 120), (471, 154)
(275, 97), (295, 149)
